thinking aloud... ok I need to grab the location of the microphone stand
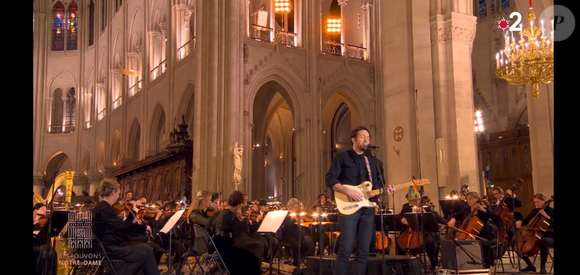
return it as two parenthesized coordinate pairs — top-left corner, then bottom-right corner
(294, 172), (305, 273)
(373, 148), (389, 275)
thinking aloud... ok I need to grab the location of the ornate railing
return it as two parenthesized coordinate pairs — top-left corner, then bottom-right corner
(275, 30), (296, 47)
(150, 59), (167, 80)
(129, 80), (142, 97)
(177, 37), (196, 61)
(251, 24), (272, 42)
(322, 40), (367, 61)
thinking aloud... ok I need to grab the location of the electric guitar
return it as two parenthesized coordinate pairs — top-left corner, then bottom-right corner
(334, 179), (431, 215)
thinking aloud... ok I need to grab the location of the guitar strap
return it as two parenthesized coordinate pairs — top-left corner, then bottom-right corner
(363, 156), (373, 184)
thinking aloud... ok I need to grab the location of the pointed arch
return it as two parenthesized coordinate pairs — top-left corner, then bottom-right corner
(96, 140), (105, 170)
(111, 129), (121, 164)
(82, 148), (91, 174)
(322, 72), (372, 124)
(149, 103), (166, 154)
(176, 82), (195, 132)
(128, 118), (141, 160)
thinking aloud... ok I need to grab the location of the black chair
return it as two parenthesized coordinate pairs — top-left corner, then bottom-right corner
(189, 223), (230, 275)
(92, 233), (126, 275)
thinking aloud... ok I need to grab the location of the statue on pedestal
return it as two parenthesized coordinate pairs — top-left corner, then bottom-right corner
(233, 142), (244, 190)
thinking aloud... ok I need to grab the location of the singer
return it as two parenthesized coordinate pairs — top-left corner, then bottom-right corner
(325, 126), (381, 275)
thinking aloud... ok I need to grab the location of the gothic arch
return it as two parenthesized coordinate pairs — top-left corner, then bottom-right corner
(48, 69), (77, 92)
(149, 103), (166, 154)
(176, 82), (195, 128)
(128, 118), (141, 160)
(246, 63), (308, 124)
(43, 151), (72, 176)
(322, 74), (372, 123)
(81, 148), (91, 174)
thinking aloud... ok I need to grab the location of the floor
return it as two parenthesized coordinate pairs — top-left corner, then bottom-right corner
(157, 249), (554, 275)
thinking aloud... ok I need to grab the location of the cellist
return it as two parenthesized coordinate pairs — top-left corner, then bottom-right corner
(396, 188), (447, 271)
(447, 191), (503, 268)
(515, 193), (554, 274)
(490, 186), (522, 244)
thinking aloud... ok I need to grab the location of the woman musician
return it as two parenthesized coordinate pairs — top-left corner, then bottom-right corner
(446, 191), (503, 268)
(33, 203), (58, 275)
(281, 198), (318, 267)
(515, 193), (554, 274)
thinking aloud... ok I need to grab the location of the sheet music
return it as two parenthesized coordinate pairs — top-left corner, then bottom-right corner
(257, 210), (288, 233)
(160, 209), (185, 234)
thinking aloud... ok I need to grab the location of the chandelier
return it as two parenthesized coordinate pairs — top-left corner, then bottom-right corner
(495, 6), (554, 99)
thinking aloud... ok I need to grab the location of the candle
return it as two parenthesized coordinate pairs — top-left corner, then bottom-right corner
(496, 53), (499, 68)
(541, 19), (545, 37)
(530, 21), (534, 37)
(551, 19), (554, 39)
(511, 31), (514, 44)
(520, 24), (524, 41)
(505, 34), (509, 48)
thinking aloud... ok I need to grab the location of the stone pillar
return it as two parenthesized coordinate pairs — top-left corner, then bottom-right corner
(159, 22), (168, 66)
(527, 83), (554, 197)
(33, 174), (44, 197)
(224, 0), (245, 198)
(87, 170), (104, 195)
(338, 0), (347, 56)
(430, 5), (479, 194)
(73, 172), (89, 196)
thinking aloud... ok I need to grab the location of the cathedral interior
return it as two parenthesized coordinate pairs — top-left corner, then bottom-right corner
(32, 0), (554, 212)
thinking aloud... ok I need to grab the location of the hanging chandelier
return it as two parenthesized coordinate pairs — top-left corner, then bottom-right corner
(495, 4), (554, 99)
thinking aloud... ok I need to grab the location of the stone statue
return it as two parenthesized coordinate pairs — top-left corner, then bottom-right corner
(233, 142), (244, 190)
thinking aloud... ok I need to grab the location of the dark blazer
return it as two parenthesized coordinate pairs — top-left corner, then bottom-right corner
(520, 206), (554, 239)
(453, 206), (502, 240)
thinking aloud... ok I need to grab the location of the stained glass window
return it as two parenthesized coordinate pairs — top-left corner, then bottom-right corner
(478, 0), (487, 18)
(490, 0), (496, 14)
(52, 2), (65, 51)
(65, 88), (76, 133)
(67, 1), (78, 50)
(501, 0), (510, 9)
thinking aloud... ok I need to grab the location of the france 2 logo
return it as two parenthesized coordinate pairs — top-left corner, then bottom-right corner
(495, 5), (575, 41)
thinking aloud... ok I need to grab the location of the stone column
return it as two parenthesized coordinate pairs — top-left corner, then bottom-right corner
(73, 173), (89, 196)
(87, 171), (104, 196)
(430, 4), (479, 194)
(33, 174), (44, 197)
(159, 22), (168, 67)
(527, 83), (554, 197)
(338, 0), (347, 56)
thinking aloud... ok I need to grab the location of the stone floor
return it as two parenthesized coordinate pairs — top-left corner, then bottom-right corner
(157, 249), (554, 275)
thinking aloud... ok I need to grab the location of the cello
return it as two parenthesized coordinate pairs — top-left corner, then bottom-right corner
(514, 196), (554, 257)
(454, 208), (484, 240)
(397, 206), (424, 254)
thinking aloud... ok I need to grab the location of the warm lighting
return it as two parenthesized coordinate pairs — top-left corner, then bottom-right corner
(474, 110), (485, 133)
(274, 0), (291, 13)
(327, 18), (341, 33)
(495, 6), (554, 99)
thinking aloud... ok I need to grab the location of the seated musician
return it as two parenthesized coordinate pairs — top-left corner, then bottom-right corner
(281, 198), (320, 267)
(151, 200), (188, 271)
(210, 190), (262, 275)
(123, 201), (165, 265)
(447, 191), (503, 268)
(515, 193), (554, 274)
(92, 179), (160, 275)
(397, 188), (448, 270)
(490, 186), (522, 243)
(189, 190), (214, 228)
(249, 200), (280, 262)
(314, 193), (335, 212)
(33, 203), (58, 275)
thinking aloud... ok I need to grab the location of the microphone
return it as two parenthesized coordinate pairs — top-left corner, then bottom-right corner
(364, 143), (380, 148)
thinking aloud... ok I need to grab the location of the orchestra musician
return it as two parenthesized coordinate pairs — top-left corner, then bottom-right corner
(515, 193), (554, 274)
(490, 186), (522, 244)
(397, 188), (448, 271)
(150, 200), (188, 271)
(189, 190), (214, 228)
(33, 203), (58, 275)
(446, 191), (503, 268)
(314, 193), (335, 212)
(325, 126), (381, 275)
(281, 198), (317, 268)
(91, 179), (160, 275)
(210, 190), (262, 275)
(249, 199), (280, 261)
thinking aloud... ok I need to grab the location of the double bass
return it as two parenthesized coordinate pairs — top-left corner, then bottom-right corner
(514, 196), (554, 257)
(494, 178), (524, 246)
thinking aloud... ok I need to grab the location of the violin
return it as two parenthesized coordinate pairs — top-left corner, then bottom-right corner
(205, 207), (217, 217)
(38, 215), (48, 227)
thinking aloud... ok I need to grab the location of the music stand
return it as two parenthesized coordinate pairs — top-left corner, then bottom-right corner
(257, 210), (288, 275)
(405, 212), (440, 275)
(439, 199), (467, 220)
(33, 210), (69, 246)
(160, 209), (185, 274)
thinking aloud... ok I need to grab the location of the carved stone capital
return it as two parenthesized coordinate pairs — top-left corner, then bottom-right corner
(148, 31), (162, 40)
(127, 51), (140, 59)
(337, 0), (348, 7)
(430, 13), (477, 45)
(159, 22), (168, 31)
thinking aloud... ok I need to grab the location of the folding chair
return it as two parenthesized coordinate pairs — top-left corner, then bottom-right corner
(92, 233), (126, 275)
(189, 223), (230, 275)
